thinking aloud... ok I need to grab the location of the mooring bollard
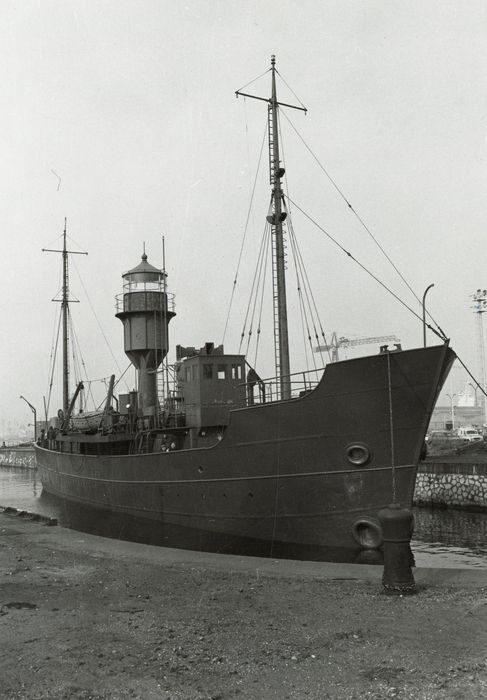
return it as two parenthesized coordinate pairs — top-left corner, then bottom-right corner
(377, 503), (416, 595)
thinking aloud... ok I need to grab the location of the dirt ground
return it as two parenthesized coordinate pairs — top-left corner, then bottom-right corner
(1, 514), (486, 700)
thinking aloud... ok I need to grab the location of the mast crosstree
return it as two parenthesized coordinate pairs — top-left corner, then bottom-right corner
(236, 56), (307, 400)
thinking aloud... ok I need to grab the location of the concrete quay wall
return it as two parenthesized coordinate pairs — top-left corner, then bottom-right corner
(414, 461), (487, 510)
(0, 446), (35, 469)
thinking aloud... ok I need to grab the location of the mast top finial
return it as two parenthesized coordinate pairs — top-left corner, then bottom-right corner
(271, 55), (275, 67)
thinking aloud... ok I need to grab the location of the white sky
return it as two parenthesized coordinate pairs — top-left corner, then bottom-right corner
(2, 0), (487, 434)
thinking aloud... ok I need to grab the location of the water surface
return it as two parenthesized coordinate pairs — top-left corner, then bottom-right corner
(1, 466), (486, 568)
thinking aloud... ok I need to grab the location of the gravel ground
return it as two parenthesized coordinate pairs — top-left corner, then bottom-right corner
(1, 514), (486, 700)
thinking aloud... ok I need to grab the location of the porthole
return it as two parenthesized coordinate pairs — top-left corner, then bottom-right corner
(345, 442), (372, 467)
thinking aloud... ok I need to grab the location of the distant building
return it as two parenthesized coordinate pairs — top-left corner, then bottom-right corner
(429, 404), (484, 431)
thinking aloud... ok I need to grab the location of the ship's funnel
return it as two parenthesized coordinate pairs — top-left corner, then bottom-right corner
(115, 252), (175, 416)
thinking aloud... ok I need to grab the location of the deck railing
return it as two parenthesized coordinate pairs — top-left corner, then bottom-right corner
(241, 367), (325, 406)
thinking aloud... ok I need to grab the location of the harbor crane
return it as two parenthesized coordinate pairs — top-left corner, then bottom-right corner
(314, 333), (400, 362)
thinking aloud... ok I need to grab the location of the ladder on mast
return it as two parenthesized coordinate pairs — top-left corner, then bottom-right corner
(268, 104), (282, 382)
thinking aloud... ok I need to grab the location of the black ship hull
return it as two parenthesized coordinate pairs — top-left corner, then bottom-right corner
(35, 345), (454, 551)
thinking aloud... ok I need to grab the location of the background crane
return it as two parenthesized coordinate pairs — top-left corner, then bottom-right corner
(314, 333), (400, 362)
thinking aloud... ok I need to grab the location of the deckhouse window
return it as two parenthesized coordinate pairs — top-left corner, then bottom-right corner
(231, 364), (243, 380)
(203, 364), (213, 379)
(217, 364), (227, 380)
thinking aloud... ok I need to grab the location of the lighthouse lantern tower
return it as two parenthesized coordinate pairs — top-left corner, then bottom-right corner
(115, 251), (175, 419)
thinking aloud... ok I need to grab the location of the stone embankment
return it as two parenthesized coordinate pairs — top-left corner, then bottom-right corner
(0, 446), (35, 469)
(415, 460), (487, 510)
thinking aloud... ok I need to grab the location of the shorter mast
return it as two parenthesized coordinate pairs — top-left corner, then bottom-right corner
(61, 223), (69, 415)
(162, 236), (170, 403)
(236, 55), (307, 400)
(43, 219), (88, 416)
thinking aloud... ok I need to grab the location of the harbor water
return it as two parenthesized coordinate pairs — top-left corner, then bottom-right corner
(1, 465), (486, 568)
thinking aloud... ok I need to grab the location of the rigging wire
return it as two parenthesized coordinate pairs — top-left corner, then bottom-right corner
(230, 76), (487, 415)
(289, 219), (332, 364)
(45, 305), (63, 419)
(222, 117), (269, 345)
(69, 309), (88, 388)
(237, 200), (273, 354)
(454, 354), (487, 403)
(287, 227), (316, 372)
(276, 108), (333, 366)
(113, 363), (134, 391)
(68, 309), (80, 388)
(243, 218), (272, 359)
(65, 234), (88, 256)
(82, 380), (96, 412)
(235, 67), (272, 95)
(232, 100), (334, 374)
(69, 316), (110, 413)
(287, 222), (324, 371)
(275, 68), (307, 112)
(297, 285), (312, 372)
(71, 258), (129, 391)
(286, 194), (446, 341)
(45, 299), (61, 402)
(280, 109), (446, 337)
(252, 222), (272, 368)
(44, 245), (130, 418)
(231, 71), (459, 388)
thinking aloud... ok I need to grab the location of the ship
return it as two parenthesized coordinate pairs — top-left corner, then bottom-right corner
(35, 57), (455, 556)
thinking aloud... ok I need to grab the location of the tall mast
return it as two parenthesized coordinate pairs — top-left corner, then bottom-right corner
(61, 221), (69, 415)
(43, 219), (88, 417)
(236, 55), (307, 399)
(269, 55), (290, 399)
